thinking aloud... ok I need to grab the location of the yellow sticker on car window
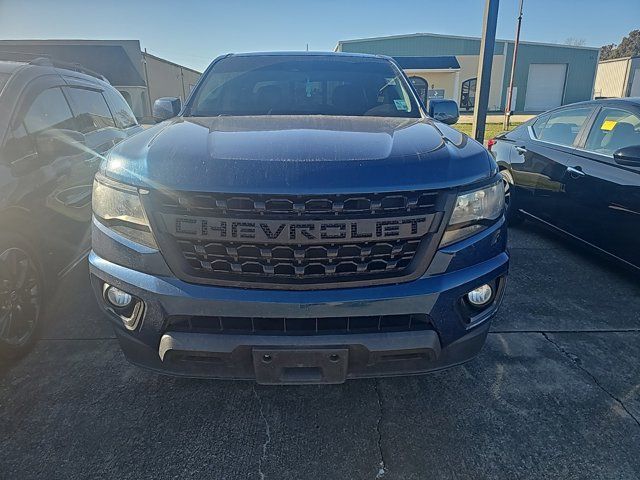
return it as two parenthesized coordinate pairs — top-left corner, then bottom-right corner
(601, 120), (617, 131)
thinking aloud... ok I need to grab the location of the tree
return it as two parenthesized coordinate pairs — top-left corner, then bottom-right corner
(600, 30), (640, 60)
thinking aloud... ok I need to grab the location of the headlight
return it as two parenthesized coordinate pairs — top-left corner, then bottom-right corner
(440, 180), (504, 247)
(92, 174), (157, 248)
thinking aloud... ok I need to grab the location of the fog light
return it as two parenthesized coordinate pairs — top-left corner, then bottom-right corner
(467, 284), (493, 307)
(105, 285), (132, 308)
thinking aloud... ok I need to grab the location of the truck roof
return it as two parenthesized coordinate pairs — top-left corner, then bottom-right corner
(0, 53), (109, 83)
(0, 60), (28, 75)
(228, 51), (388, 60)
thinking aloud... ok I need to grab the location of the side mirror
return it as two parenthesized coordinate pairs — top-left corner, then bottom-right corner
(153, 97), (181, 122)
(428, 99), (459, 125)
(613, 145), (640, 166)
(35, 129), (86, 159)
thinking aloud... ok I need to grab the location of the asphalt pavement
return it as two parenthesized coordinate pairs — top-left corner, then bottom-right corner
(1, 222), (639, 480)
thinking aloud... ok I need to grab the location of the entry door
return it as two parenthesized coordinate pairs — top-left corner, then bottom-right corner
(409, 76), (428, 104)
(460, 78), (476, 111)
(524, 64), (567, 112)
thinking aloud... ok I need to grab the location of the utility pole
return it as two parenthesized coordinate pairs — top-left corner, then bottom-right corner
(471, 0), (500, 144)
(503, 0), (524, 130)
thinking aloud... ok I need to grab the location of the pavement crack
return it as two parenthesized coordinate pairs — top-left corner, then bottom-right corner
(541, 332), (640, 429)
(373, 380), (388, 479)
(253, 385), (271, 480)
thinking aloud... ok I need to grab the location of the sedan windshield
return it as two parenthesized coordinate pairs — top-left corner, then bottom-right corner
(188, 55), (421, 118)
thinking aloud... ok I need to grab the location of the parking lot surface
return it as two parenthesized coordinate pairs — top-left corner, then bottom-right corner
(1, 223), (639, 480)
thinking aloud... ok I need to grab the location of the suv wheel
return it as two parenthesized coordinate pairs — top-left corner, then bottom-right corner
(0, 234), (44, 361)
(500, 169), (523, 225)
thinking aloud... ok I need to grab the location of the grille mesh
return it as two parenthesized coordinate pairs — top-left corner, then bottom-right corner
(180, 239), (420, 278)
(157, 191), (439, 216)
(148, 190), (446, 287)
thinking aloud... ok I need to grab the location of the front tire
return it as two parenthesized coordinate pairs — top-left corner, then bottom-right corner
(0, 233), (44, 362)
(500, 169), (523, 225)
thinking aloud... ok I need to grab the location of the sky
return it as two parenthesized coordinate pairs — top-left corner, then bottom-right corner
(0, 0), (638, 72)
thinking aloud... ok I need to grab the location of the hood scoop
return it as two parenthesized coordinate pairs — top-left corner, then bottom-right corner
(200, 116), (444, 162)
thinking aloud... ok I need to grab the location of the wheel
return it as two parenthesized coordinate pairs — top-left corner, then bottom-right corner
(500, 169), (523, 225)
(0, 233), (44, 361)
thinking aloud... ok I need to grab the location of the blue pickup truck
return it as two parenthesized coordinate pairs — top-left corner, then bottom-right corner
(89, 52), (508, 384)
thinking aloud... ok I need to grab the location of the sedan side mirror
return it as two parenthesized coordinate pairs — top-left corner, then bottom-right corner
(153, 97), (181, 122)
(613, 145), (640, 167)
(428, 99), (459, 125)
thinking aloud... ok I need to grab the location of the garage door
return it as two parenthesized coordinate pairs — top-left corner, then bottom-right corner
(630, 68), (640, 97)
(524, 63), (567, 111)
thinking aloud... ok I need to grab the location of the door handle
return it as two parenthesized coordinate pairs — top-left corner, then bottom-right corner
(567, 166), (585, 178)
(515, 146), (527, 155)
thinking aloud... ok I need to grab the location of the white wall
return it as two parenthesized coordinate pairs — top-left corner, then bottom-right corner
(403, 54), (506, 111)
(404, 69), (458, 101)
(594, 58), (629, 98)
(143, 53), (201, 105)
(117, 86), (148, 120)
(456, 54), (506, 111)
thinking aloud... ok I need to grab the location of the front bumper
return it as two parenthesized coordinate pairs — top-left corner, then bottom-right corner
(89, 217), (508, 384)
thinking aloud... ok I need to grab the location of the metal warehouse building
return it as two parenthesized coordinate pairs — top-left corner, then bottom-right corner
(594, 56), (640, 99)
(335, 33), (600, 113)
(0, 39), (201, 122)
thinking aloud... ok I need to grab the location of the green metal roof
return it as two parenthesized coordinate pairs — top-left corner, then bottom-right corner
(336, 32), (599, 56)
(392, 56), (460, 69)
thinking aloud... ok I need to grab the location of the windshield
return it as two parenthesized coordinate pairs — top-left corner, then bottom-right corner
(188, 55), (420, 118)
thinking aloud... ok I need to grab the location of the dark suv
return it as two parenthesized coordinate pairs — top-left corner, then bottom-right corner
(0, 55), (142, 359)
(90, 52), (508, 384)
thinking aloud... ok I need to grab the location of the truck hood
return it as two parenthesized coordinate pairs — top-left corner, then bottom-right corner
(103, 115), (494, 193)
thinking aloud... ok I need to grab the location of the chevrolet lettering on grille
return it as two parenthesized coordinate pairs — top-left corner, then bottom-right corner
(163, 214), (433, 245)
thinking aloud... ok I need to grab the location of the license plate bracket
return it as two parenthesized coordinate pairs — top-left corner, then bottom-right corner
(252, 348), (349, 385)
